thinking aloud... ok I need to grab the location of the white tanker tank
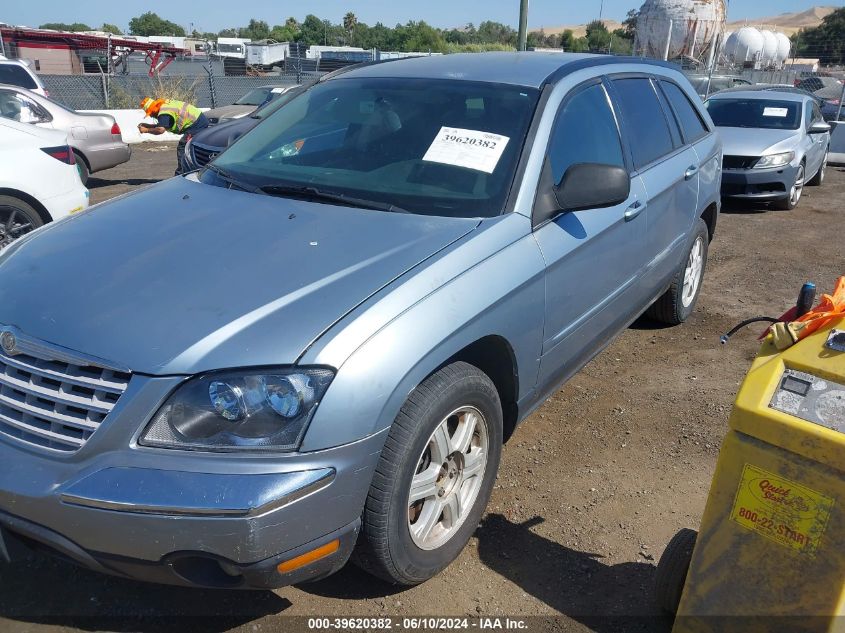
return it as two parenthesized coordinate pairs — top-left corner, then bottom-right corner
(760, 30), (779, 64)
(634, 0), (727, 61)
(728, 26), (764, 63)
(775, 31), (791, 63)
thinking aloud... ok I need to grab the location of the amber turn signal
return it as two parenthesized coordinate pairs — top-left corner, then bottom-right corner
(277, 539), (339, 574)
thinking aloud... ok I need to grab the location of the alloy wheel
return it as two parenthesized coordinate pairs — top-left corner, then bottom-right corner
(0, 205), (35, 248)
(681, 236), (704, 308)
(790, 164), (805, 206)
(407, 406), (489, 551)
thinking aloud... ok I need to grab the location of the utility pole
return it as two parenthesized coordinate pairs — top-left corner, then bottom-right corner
(599, 0), (604, 22)
(518, 0), (529, 51)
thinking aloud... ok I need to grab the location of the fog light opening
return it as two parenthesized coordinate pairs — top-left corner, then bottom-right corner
(277, 539), (339, 574)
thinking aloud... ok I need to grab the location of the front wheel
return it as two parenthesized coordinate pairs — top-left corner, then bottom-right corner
(807, 149), (828, 186)
(352, 361), (503, 585)
(645, 219), (709, 325)
(774, 163), (805, 210)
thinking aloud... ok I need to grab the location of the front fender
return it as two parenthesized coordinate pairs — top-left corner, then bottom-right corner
(300, 213), (546, 451)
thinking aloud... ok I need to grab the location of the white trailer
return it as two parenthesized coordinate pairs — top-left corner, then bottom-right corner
(246, 40), (289, 67)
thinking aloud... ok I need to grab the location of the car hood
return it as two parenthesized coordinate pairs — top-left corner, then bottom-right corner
(718, 126), (799, 156)
(204, 104), (254, 122)
(0, 177), (478, 375)
(191, 115), (259, 149)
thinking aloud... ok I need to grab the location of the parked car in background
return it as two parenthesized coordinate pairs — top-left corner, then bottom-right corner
(0, 117), (88, 247)
(178, 85), (305, 173)
(687, 75), (751, 99)
(0, 53), (720, 590)
(707, 89), (830, 210)
(0, 60), (47, 97)
(204, 85), (296, 124)
(0, 85), (130, 185)
(795, 75), (842, 94)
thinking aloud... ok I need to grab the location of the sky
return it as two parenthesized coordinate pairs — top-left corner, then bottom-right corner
(1, 0), (835, 34)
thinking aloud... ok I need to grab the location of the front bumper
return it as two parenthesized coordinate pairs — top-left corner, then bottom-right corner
(0, 375), (386, 588)
(720, 164), (798, 201)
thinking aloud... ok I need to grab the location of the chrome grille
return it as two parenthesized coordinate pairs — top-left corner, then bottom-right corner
(0, 339), (131, 452)
(190, 142), (220, 168)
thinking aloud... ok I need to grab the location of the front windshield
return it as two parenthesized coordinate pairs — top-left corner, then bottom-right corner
(706, 98), (801, 130)
(235, 87), (271, 106)
(207, 77), (540, 218)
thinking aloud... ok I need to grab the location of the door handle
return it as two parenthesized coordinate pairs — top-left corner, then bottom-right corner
(684, 165), (699, 180)
(624, 200), (644, 221)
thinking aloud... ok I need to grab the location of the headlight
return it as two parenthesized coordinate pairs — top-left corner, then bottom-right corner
(754, 151), (795, 169)
(140, 368), (334, 451)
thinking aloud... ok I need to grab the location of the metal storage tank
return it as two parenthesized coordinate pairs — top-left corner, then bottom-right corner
(730, 26), (764, 62)
(775, 31), (791, 63)
(634, 0), (727, 61)
(760, 30), (779, 63)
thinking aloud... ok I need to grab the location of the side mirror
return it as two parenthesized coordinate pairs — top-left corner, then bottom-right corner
(554, 163), (630, 212)
(809, 121), (831, 134)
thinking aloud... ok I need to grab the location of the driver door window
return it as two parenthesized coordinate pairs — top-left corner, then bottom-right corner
(0, 91), (48, 124)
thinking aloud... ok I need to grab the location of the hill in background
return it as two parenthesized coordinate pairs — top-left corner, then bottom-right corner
(531, 5), (836, 38)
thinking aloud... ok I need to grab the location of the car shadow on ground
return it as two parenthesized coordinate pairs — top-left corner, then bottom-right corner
(0, 555), (289, 632)
(86, 177), (162, 189)
(475, 514), (672, 633)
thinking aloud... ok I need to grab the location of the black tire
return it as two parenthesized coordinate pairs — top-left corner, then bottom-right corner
(654, 528), (697, 615)
(773, 162), (805, 210)
(0, 195), (44, 249)
(352, 361), (503, 585)
(645, 219), (709, 325)
(73, 151), (89, 186)
(807, 149), (828, 186)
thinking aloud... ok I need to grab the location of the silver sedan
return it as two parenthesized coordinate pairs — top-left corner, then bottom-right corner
(0, 84), (130, 184)
(706, 90), (830, 210)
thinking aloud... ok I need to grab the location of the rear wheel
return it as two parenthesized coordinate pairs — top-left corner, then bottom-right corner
(73, 151), (89, 186)
(645, 219), (709, 325)
(807, 149), (828, 186)
(353, 361), (503, 585)
(0, 196), (43, 248)
(774, 163), (804, 210)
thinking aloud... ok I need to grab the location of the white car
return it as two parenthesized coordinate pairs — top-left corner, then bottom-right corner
(0, 117), (88, 247)
(0, 60), (48, 97)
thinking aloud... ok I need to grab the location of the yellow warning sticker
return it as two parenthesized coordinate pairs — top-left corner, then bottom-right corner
(731, 464), (834, 556)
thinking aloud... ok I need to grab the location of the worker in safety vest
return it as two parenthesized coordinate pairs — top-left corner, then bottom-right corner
(138, 97), (210, 174)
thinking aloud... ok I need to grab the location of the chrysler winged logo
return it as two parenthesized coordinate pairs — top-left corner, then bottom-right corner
(0, 330), (17, 355)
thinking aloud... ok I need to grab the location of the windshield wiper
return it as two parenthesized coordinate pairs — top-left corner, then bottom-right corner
(258, 184), (409, 213)
(204, 164), (265, 195)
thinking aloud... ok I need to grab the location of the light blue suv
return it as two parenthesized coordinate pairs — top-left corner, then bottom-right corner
(0, 53), (721, 589)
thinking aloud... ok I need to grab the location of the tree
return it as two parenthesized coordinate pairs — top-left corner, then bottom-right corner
(794, 7), (845, 65)
(242, 18), (270, 40)
(128, 12), (186, 37)
(100, 23), (122, 35)
(269, 24), (297, 42)
(297, 14), (326, 45)
(344, 11), (358, 41)
(560, 29), (576, 50)
(39, 22), (92, 32)
(622, 9), (639, 39)
(218, 28), (238, 38)
(585, 20), (611, 51)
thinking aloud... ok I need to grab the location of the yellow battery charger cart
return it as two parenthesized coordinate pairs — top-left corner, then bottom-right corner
(656, 318), (845, 633)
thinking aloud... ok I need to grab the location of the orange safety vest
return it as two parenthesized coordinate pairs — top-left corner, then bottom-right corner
(157, 100), (202, 134)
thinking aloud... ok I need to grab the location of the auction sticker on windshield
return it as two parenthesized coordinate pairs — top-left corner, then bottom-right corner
(423, 127), (509, 174)
(762, 107), (789, 117)
(730, 463), (834, 556)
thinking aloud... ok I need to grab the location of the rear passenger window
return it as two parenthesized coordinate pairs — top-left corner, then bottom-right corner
(661, 81), (709, 143)
(0, 64), (37, 90)
(548, 82), (624, 185)
(612, 78), (675, 169)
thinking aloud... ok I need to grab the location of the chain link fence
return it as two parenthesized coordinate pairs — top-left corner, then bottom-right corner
(40, 71), (319, 111)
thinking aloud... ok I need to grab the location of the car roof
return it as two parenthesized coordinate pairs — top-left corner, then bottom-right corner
(715, 85), (817, 98)
(708, 89), (808, 103)
(332, 52), (677, 88)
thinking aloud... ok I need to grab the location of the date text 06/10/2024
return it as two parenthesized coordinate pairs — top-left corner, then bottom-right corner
(307, 617), (529, 630)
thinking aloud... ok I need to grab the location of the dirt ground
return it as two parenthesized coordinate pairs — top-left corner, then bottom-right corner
(1, 143), (843, 632)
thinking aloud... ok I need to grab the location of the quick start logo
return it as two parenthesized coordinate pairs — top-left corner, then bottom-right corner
(730, 464), (834, 556)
